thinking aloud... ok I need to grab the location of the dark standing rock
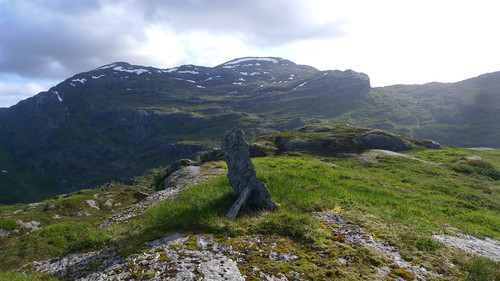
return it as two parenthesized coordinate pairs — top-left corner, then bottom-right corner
(221, 128), (277, 219)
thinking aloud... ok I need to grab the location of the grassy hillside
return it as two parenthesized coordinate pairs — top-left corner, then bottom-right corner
(337, 73), (500, 147)
(0, 127), (498, 280)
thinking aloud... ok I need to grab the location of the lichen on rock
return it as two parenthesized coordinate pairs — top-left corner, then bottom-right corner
(221, 128), (277, 218)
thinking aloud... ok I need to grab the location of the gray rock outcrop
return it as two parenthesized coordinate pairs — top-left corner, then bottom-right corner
(432, 233), (500, 262)
(420, 139), (441, 149)
(361, 132), (412, 151)
(221, 128), (277, 219)
(315, 212), (434, 280)
(99, 165), (212, 228)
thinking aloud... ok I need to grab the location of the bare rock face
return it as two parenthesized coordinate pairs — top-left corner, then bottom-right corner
(221, 128), (277, 218)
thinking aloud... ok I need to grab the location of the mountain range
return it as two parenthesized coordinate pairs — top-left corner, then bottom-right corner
(0, 57), (499, 204)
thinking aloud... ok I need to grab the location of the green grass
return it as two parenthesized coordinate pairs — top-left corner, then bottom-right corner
(102, 147), (498, 279)
(1, 146), (498, 280)
(0, 271), (62, 281)
(0, 179), (156, 270)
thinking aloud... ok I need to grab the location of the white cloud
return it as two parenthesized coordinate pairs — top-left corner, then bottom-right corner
(130, 27), (263, 68)
(267, 0), (500, 86)
(1, 0), (500, 106)
(0, 78), (54, 107)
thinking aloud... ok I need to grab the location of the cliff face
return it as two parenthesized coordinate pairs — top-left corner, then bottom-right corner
(0, 58), (371, 203)
(1, 57), (499, 204)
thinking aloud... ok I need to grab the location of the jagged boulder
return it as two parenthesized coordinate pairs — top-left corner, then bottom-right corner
(221, 128), (277, 219)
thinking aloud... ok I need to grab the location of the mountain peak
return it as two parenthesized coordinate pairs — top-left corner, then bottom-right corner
(94, 62), (131, 70)
(217, 57), (291, 68)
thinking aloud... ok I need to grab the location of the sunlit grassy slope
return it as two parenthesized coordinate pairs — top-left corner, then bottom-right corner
(1, 145), (499, 280)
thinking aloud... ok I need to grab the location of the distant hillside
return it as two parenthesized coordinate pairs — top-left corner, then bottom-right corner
(367, 72), (500, 147)
(0, 57), (498, 204)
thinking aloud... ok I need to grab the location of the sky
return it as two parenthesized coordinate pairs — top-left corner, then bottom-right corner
(1, 0), (500, 107)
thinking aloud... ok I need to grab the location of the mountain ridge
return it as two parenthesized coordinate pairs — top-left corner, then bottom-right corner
(0, 57), (498, 204)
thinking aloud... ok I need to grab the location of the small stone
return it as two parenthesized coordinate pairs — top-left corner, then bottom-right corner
(104, 199), (114, 207)
(461, 155), (482, 161)
(357, 156), (376, 163)
(85, 199), (100, 210)
(338, 257), (348, 264)
(77, 211), (91, 217)
(43, 204), (57, 211)
(17, 220), (41, 233)
(0, 229), (10, 237)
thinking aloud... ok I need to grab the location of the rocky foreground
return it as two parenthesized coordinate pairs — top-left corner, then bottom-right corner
(20, 160), (499, 280)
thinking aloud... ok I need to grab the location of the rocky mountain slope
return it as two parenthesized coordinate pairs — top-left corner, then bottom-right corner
(1, 126), (499, 280)
(0, 57), (498, 204)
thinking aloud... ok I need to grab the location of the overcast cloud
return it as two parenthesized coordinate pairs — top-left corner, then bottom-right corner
(1, 0), (500, 107)
(0, 0), (343, 79)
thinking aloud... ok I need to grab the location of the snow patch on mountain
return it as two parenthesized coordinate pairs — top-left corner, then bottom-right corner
(163, 68), (178, 73)
(178, 70), (199, 74)
(53, 91), (63, 102)
(292, 81), (308, 90)
(72, 78), (86, 84)
(113, 66), (151, 75)
(92, 74), (106, 79)
(95, 64), (116, 70)
(224, 57), (280, 65)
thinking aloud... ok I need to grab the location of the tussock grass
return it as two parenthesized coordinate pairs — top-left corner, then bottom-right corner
(0, 271), (62, 281)
(1, 147), (498, 280)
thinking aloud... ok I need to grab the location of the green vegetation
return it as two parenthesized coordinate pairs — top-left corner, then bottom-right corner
(0, 271), (61, 281)
(1, 131), (498, 279)
(0, 178), (157, 269)
(2, 60), (499, 204)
